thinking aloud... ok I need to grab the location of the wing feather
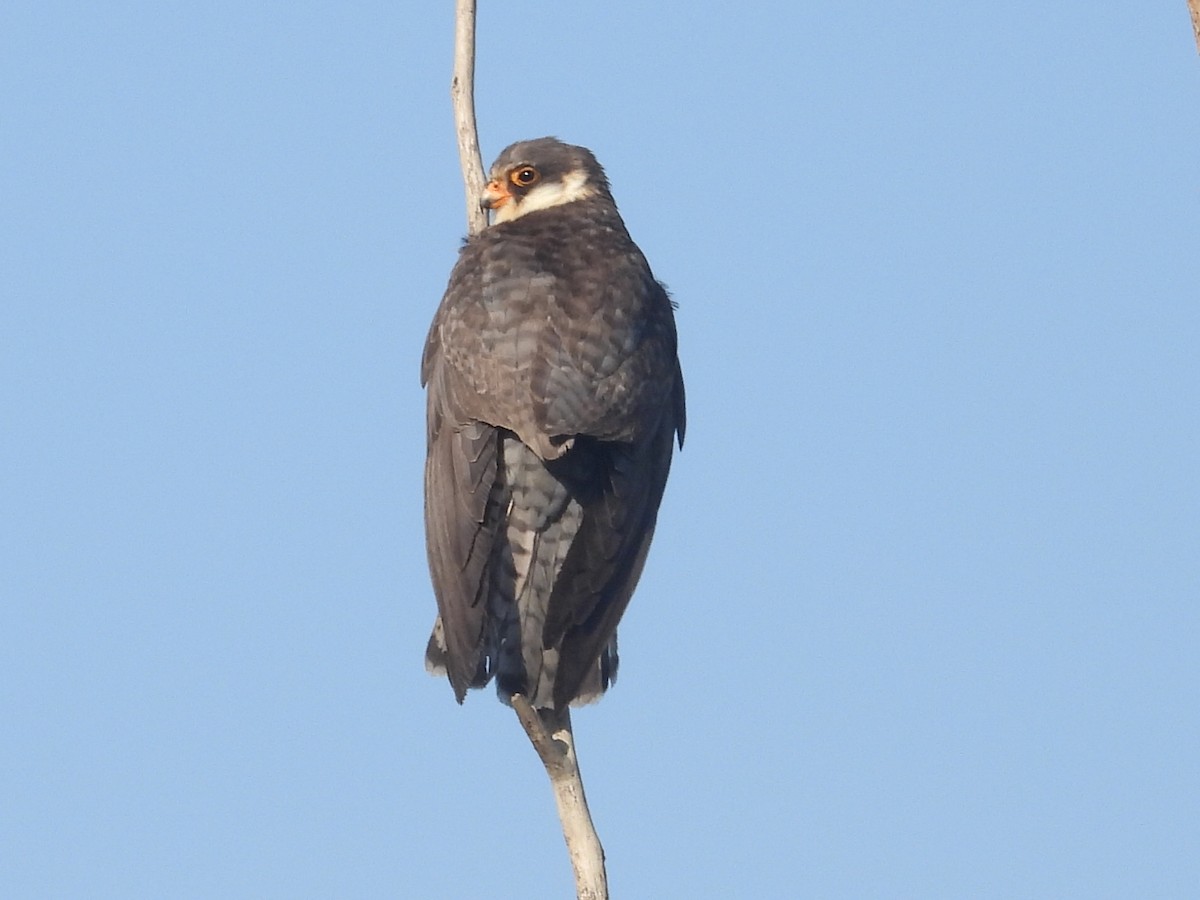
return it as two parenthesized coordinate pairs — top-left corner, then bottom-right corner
(544, 411), (679, 708)
(422, 358), (506, 701)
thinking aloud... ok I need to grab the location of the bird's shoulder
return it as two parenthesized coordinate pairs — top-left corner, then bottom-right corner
(430, 200), (663, 346)
(422, 199), (680, 444)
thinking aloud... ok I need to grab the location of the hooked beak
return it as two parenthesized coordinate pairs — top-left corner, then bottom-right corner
(480, 179), (512, 212)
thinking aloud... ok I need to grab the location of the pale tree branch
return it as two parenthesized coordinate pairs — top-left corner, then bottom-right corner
(512, 695), (609, 900)
(1189, 0), (1200, 55)
(449, 3), (609, 897)
(452, 0), (488, 236)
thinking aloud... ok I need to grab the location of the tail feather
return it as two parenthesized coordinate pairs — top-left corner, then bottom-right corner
(425, 434), (630, 709)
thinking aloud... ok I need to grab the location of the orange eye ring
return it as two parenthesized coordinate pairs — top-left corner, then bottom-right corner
(510, 166), (540, 187)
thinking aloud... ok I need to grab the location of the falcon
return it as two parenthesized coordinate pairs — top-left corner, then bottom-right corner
(422, 137), (686, 710)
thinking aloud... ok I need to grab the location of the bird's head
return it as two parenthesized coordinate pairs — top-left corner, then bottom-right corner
(481, 137), (613, 224)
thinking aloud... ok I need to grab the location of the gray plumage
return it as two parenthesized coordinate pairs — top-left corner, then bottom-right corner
(422, 138), (685, 709)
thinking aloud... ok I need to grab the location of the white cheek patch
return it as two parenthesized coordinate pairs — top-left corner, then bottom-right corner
(492, 170), (596, 223)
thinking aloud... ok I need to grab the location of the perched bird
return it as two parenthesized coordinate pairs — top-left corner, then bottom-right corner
(422, 137), (685, 710)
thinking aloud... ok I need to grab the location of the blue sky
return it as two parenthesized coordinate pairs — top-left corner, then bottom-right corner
(3, 2), (1198, 897)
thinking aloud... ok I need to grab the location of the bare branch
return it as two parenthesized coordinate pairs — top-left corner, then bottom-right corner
(452, 0), (488, 236)
(512, 695), (609, 900)
(1190, 0), (1200, 55)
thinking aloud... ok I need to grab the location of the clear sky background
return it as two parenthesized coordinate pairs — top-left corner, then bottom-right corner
(3, 3), (1198, 898)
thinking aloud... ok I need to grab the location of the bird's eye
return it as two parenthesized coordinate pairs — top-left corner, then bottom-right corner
(510, 166), (540, 187)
